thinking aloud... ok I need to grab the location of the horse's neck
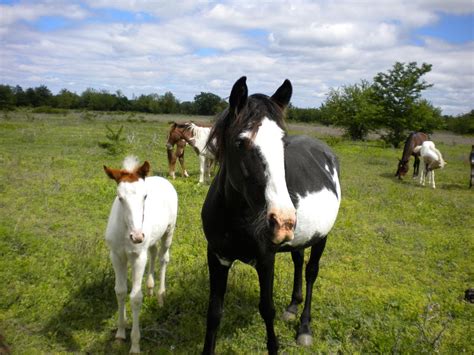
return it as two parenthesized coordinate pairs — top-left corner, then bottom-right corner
(402, 137), (415, 160)
(191, 127), (210, 152)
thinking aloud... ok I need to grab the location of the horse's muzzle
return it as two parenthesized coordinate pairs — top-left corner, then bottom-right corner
(130, 232), (145, 244)
(268, 212), (296, 245)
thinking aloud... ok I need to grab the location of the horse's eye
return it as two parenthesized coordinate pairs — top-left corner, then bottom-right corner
(144, 195), (148, 201)
(235, 139), (244, 149)
(118, 196), (124, 202)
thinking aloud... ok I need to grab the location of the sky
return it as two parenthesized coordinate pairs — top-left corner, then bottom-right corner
(0, 0), (473, 115)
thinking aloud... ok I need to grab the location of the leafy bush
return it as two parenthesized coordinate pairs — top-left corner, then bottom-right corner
(445, 110), (474, 135)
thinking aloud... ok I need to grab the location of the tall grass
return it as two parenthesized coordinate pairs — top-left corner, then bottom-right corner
(0, 112), (472, 353)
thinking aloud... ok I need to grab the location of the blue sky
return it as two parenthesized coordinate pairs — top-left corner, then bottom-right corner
(1, 0), (473, 115)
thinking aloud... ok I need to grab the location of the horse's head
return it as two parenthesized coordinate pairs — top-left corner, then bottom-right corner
(104, 156), (150, 244)
(208, 77), (296, 245)
(395, 159), (409, 179)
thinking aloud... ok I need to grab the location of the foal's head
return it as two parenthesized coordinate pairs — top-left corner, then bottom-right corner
(104, 156), (150, 244)
(207, 76), (296, 245)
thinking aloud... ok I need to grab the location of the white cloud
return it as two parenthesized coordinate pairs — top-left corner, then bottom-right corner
(0, 0), (472, 115)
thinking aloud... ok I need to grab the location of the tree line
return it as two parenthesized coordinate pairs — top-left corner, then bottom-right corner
(1, 61), (472, 146)
(0, 85), (228, 116)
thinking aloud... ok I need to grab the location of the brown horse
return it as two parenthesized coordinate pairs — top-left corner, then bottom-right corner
(395, 132), (430, 179)
(166, 122), (190, 179)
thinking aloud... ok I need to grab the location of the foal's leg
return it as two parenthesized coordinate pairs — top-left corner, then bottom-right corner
(167, 146), (177, 179)
(198, 155), (206, 184)
(146, 244), (158, 296)
(156, 226), (174, 306)
(176, 140), (189, 177)
(297, 237), (327, 346)
(431, 170), (436, 189)
(283, 249), (304, 321)
(256, 254), (278, 355)
(419, 165), (426, 186)
(203, 249), (231, 355)
(110, 251), (128, 341)
(129, 252), (148, 354)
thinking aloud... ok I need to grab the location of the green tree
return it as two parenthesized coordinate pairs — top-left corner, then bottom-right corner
(55, 88), (80, 109)
(0, 85), (15, 109)
(372, 61), (435, 147)
(194, 92), (226, 115)
(322, 80), (382, 140)
(159, 91), (179, 114)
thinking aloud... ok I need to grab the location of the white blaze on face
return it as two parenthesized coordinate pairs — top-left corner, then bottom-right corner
(117, 180), (147, 243)
(241, 117), (296, 243)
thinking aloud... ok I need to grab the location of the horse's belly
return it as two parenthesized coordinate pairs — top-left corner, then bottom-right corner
(286, 188), (340, 248)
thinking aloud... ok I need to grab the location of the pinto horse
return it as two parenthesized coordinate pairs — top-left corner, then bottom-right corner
(201, 77), (341, 354)
(395, 132), (430, 179)
(166, 121), (214, 183)
(104, 156), (178, 353)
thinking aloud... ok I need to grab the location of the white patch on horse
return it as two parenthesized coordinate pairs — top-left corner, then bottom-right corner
(216, 253), (233, 267)
(241, 117), (294, 213)
(286, 168), (341, 248)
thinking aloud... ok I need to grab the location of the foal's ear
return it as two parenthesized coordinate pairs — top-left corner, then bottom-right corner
(104, 166), (122, 182)
(137, 161), (150, 179)
(271, 79), (292, 109)
(229, 76), (248, 115)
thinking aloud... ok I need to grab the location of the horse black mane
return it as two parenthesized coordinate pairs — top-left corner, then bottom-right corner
(206, 93), (287, 163)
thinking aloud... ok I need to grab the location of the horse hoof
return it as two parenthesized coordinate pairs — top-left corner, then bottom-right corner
(297, 334), (313, 347)
(282, 310), (297, 322)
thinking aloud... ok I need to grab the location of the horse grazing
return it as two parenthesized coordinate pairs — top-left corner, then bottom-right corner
(201, 77), (341, 354)
(166, 121), (214, 184)
(395, 132), (430, 179)
(166, 122), (190, 179)
(103, 156), (178, 353)
(413, 141), (446, 189)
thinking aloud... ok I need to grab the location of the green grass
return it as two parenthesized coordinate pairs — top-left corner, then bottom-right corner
(0, 111), (473, 354)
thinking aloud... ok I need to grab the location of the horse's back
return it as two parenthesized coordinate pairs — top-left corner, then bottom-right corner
(284, 135), (340, 197)
(144, 176), (178, 234)
(282, 135), (341, 249)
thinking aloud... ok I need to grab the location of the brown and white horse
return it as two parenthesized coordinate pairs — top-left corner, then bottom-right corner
(395, 132), (430, 179)
(166, 121), (214, 183)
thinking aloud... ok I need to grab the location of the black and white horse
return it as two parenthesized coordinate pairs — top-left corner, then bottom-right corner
(201, 77), (341, 354)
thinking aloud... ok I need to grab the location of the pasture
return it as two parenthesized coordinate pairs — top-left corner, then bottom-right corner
(0, 110), (472, 353)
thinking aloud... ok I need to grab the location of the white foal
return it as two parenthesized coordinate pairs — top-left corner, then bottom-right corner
(413, 141), (446, 189)
(187, 123), (214, 184)
(104, 156), (178, 353)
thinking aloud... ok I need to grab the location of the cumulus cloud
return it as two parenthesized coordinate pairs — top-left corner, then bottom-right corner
(0, 0), (472, 114)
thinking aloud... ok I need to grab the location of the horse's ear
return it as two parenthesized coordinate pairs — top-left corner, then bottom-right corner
(137, 161), (150, 179)
(229, 76), (248, 115)
(104, 166), (122, 182)
(271, 79), (292, 109)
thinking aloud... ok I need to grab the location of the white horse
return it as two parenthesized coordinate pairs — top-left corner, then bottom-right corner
(103, 156), (178, 353)
(186, 123), (214, 184)
(413, 141), (446, 189)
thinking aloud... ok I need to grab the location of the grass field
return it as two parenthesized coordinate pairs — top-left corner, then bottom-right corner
(0, 110), (473, 354)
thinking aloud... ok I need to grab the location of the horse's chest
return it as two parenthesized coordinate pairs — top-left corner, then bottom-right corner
(286, 188), (340, 248)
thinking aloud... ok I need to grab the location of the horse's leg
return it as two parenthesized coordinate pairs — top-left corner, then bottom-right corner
(177, 140), (189, 177)
(431, 170), (436, 189)
(420, 165), (425, 186)
(297, 237), (327, 346)
(146, 244), (157, 296)
(203, 249), (231, 355)
(167, 146), (177, 179)
(256, 254), (278, 355)
(198, 155), (206, 184)
(282, 249), (304, 321)
(129, 252), (147, 354)
(110, 251), (128, 341)
(204, 157), (212, 183)
(413, 156), (420, 178)
(156, 225), (174, 306)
